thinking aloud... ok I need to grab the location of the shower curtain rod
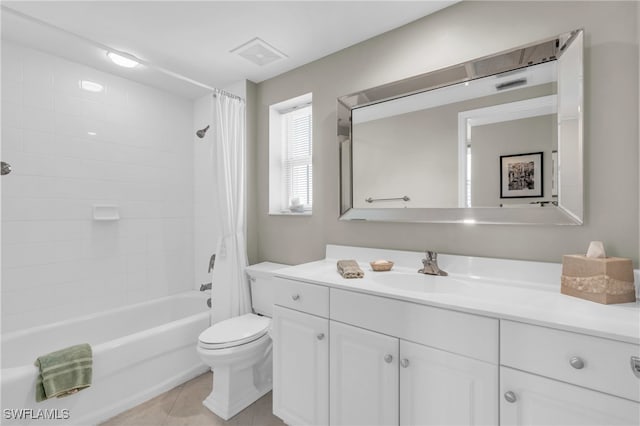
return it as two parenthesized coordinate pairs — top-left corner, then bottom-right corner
(213, 88), (245, 102)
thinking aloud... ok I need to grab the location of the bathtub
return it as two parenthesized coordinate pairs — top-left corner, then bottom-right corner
(1, 291), (210, 425)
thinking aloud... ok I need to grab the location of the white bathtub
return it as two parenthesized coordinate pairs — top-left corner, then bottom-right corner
(1, 291), (210, 425)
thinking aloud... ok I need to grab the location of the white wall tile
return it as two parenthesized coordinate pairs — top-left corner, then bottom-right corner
(23, 106), (55, 133)
(22, 50), (54, 88)
(193, 94), (218, 290)
(1, 79), (23, 104)
(1, 101), (23, 128)
(1, 40), (195, 333)
(23, 83), (54, 111)
(1, 126), (23, 154)
(1, 43), (23, 83)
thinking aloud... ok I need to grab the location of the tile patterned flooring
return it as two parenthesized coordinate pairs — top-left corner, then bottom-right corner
(101, 372), (285, 426)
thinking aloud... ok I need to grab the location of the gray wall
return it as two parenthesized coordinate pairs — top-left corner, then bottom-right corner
(472, 115), (557, 207)
(246, 80), (259, 265)
(353, 107), (459, 209)
(253, 1), (639, 266)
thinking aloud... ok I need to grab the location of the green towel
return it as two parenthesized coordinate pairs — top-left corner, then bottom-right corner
(34, 343), (92, 402)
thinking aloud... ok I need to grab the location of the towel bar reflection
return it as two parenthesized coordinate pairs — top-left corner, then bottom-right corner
(365, 196), (410, 203)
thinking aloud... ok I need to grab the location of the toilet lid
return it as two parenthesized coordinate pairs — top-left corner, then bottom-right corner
(199, 313), (270, 349)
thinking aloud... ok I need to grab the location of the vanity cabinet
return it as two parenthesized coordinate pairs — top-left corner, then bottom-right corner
(272, 276), (640, 426)
(500, 320), (640, 426)
(400, 340), (498, 425)
(500, 367), (639, 426)
(271, 276), (330, 425)
(329, 321), (399, 425)
(329, 320), (498, 426)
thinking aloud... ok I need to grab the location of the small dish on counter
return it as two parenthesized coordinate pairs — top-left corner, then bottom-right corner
(370, 260), (394, 272)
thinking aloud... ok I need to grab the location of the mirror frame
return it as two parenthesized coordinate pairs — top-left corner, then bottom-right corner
(338, 29), (583, 225)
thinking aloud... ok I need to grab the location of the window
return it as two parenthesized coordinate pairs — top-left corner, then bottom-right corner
(269, 93), (313, 214)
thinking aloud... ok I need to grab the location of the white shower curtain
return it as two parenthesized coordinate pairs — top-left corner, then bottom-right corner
(210, 91), (251, 325)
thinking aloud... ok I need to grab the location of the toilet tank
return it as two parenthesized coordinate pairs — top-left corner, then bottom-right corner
(245, 262), (288, 317)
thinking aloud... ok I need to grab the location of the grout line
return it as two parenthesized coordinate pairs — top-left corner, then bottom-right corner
(161, 383), (184, 426)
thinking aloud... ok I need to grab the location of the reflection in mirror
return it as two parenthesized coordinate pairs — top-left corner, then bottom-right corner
(339, 29), (583, 225)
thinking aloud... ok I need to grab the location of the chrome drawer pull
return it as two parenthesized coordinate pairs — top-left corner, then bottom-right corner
(569, 356), (585, 369)
(316, 333), (325, 340)
(384, 354), (393, 363)
(504, 391), (517, 403)
(291, 294), (300, 301)
(631, 356), (640, 378)
(400, 358), (410, 368)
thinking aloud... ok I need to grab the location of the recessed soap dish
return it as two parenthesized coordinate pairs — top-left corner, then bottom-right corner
(93, 205), (120, 221)
(370, 260), (394, 272)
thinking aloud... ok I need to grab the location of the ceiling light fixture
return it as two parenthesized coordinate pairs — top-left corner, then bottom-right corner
(80, 80), (104, 92)
(107, 51), (139, 68)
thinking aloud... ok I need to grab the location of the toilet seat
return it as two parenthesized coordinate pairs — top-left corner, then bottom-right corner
(199, 313), (270, 350)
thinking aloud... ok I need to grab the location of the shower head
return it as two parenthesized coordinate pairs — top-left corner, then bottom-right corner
(196, 125), (210, 138)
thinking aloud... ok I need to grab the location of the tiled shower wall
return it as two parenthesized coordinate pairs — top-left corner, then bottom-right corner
(1, 41), (195, 332)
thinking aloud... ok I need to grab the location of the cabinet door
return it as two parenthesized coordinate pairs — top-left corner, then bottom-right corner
(400, 340), (498, 426)
(330, 321), (399, 426)
(272, 305), (329, 426)
(501, 367), (640, 426)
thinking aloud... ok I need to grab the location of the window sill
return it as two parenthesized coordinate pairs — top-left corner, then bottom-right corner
(269, 211), (312, 217)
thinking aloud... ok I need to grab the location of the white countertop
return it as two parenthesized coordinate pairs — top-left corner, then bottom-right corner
(273, 245), (640, 345)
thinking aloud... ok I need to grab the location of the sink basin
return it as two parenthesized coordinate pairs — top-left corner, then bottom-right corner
(370, 272), (468, 294)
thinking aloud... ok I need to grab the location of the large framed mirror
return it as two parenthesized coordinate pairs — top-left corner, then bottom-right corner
(338, 29), (583, 225)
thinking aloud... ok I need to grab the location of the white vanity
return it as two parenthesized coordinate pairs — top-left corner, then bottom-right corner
(270, 245), (640, 426)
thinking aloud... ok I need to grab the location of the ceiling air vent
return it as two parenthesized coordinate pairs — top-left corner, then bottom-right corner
(496, 78), (527, 91)
(230, 37), (287, 66)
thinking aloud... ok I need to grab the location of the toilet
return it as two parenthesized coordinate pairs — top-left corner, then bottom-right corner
(197, 262), (285, 420)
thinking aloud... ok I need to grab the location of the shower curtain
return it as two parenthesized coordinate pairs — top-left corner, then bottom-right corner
(210, 91), (251, 325)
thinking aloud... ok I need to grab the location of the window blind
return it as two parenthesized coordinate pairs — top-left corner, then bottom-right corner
(284, 106), (312, 208)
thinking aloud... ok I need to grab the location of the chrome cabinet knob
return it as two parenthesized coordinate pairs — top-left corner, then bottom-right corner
(1, 161), (11, 176)
(569, 356), (585, 369)
(291, 294), (300, 301)
(384, 354), (393, 363)
(316, 333), (325, 340)
(504, 391), (517, 403)
(400, 358), (410, 368)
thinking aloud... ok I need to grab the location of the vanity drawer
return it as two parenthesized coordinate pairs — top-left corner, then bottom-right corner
(273, 277), (329, 318)
(501, 320), (640, 402)
(330, 288), (498, 363)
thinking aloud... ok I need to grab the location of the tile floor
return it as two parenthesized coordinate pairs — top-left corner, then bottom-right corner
(101, 372), (285, 426)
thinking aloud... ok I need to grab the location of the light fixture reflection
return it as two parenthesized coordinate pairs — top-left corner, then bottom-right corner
(107, 51), (139, 68)
(80, 80), (104, 92)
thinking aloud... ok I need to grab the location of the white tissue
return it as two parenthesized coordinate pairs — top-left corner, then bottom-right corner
(586, 241), (606, 258)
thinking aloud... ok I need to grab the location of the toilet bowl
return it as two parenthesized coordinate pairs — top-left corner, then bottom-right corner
(197, 262), (285, 420)
(197, 313), (272, 420)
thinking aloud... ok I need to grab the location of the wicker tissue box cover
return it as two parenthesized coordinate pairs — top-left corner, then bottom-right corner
(561, 255), (636, 304)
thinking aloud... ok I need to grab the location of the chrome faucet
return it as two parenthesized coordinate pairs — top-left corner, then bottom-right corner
(418, 251), (448, 276)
